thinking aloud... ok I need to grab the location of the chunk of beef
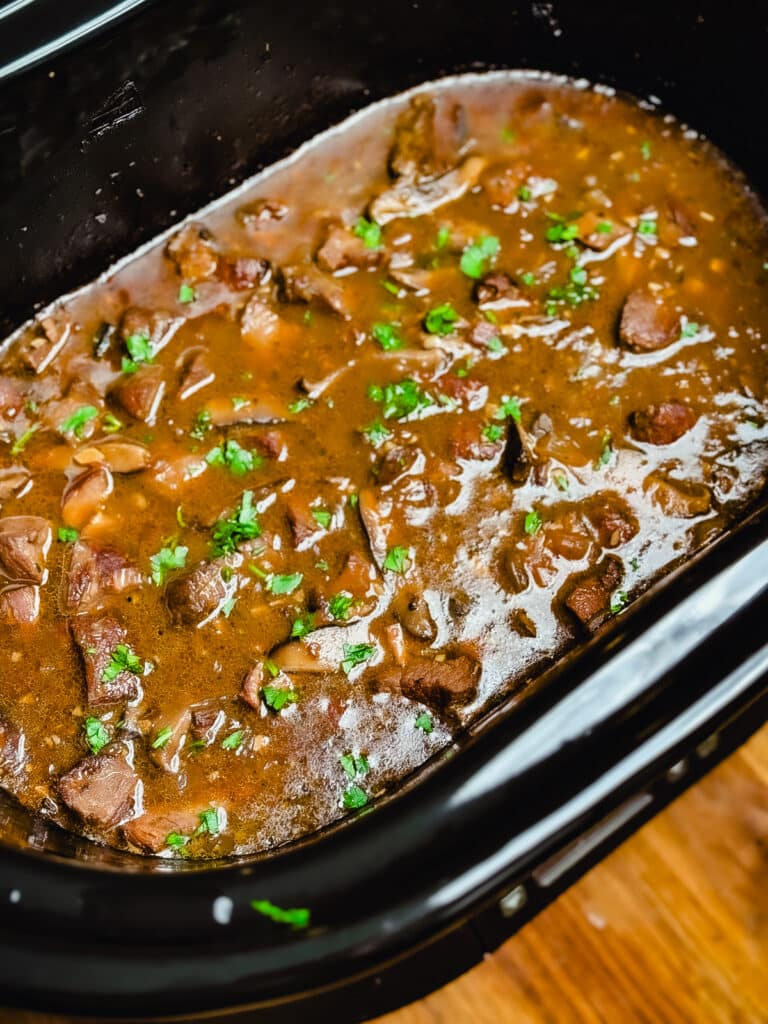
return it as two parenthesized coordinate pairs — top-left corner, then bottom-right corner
(71, 616), (141, 705)
(120, 307), (180, 356)
(469, 318), (502, 349)
(394, 590), (437, 642)
(502, 417), (538, 485)
(166, 559), (234, 626)
(449, 421), (501, 462)
(480, 161), (529, 209)
(562, 556), (624, 630)
(576, 211), (631, 251)
(0, 516), (51, 584)
(644, 474), (712, 518)
(66, 540), (143, 613)
(111, 365), (165, 423)
(370, 156), (486, 225)
(619, 289), (680, 352)
(387, 95), (468, 182)
(190, 702), (227, 744)
(149, 707), (191, 774)
(279, 265), (350, 318)
(165, 222), (219, 282)
(0, 376), (24, 419)
(629, 402), (698, 445)
(41, 389), (103, 444)
(178, 351), (215, 401)
(285, 494), (323, 550)
(240, 294), (298, 346)
(237, 198), (288, 228)
(0, 585), (40, 624)
(474, 271), (525, 308)
(377, 444), (425, 486)
(316, 223), (384, 273)
(376, 654), (480, 711)
(61, 465), (114, 530)
(18, 316), (71, 374)
(241, 667), (262, 711)
(123, 809), (200, 853)
(585, 495), (639, 548)
(220, 257), (271, 290)
(58, 751), (139, 829)
(0, 712), (26, 786)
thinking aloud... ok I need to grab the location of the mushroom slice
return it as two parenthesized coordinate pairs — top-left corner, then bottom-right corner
(61, 465), (114, 530)
(74, 439), (151, 474)
(271, 621), (371, 674)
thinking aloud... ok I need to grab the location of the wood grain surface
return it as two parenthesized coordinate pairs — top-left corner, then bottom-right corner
(2, 726), (766, 1024)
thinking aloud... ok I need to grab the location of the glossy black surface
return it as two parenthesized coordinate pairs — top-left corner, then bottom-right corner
(0, 1), (766, 1019)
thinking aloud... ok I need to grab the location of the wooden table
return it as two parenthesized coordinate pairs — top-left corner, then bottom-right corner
(3, 727), (767, 1024)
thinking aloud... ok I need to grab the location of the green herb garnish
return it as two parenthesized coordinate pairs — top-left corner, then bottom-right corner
(102, 644), (143, 683)
(262, 686), (299, 712)
(311, 508), (332, 529)
(372, 322), (404, 351)
(58, 526), (80, 544)
(59, 405), (99, 439)
(267, 572), (303, 596)
(195, 807), (222, 837)
(362, 421), (392, 447)
(415, 712), (434, 733)
(190, 409), (212, 441)
(460, 236), (500, 279)
(341, 642), (376, 674)
(424, 302), (459, 336)
(368, 379), (433, 420)
(10, 423), (40, 456)
(340, 752), (370, 780)
(151, 725), (174, 750)
(150, 545), (188, 586)
(222, 730), (244, 751)
(343, 785), (368, 809)
(353, 216), (382, 249)
(494, 395), (522, 424)
(84, 717), (110, 754)
(251, 900), (310, 930)
(121, 332), (153, 374)
(178, 283), (196, 304)
(383, 546), (410, 574)
(329, 592), (353, 621)
(290, 612), (316, 639)
(206, 439), (261, 476)
(524, 510), (542, 536)
(211, 491), (261, 557)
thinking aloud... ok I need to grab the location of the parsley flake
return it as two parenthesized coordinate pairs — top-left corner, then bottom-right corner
(424, 302), (459, 336)
(262, 686), (299, 712)
(150, 545), (188, 586)
(372, 322), (404, 351)
(341, 642), (376, 674)
(383, 545), (410, 574)
(58, 526), (80, 544)
(102, 644), (143, 683)
(460, 236), (500, 279)
(59, 405), (99, 439)
(343, 785), (368, 810)
(353, 216), (382, 249)
(206, 439), (261, 476)
(211, 491), (261, 557)
(151, 725), (174, 750)
(368, 379), (433, 420)
(121, 332), (153, 375)
(251, 900), (310, 930)
(178, 283), (196, 304)
(221, 730), (244, 751)
(84, 717), (110, 754)
(524, 510), (542, 536)
(329, 592), (354, 621)
(340, 752), (369, 779)
(291, 612), (316, 639)
(415, 712), (434, 733)
(267, 572), (303, 596)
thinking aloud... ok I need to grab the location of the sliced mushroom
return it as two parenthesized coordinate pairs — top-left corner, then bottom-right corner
(203, 394), (287, 427)
(501, 417), (538, 485)
(271, 621), (371, 674)
(61, 465), (114, 530)
(358, 488), (390, 569)
(394, 589), (437, 642)
(370, 155), (486, 225)
(74, 439), (151, 474)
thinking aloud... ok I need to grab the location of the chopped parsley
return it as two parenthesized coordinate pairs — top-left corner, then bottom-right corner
(84, 716), (110, 754)
(195, 807), (222, 837)
(517, 185), (532, 202)
(150, 545), (188, 586)
(178, 283), (196, 304)
(311, 508), (332, 529)
(610, 591), (629, 615)
(102, 644), (143, 683)
(460, 235), (500, 279)
(383, 545), (410, 574)
(362, 421), (392, 447)
(486, 336), (506, 354)
(341, 642), (377, 674)
(630, 557), (640, 572)
(368, 379), (433, 420)
(340, 752), (369, 779)
(288, 397), (314, 415)
(58, 526), (79, 544)
(546, 266), (599, 314)
(267, 572), (303, 596)
(415, 712), (434, 733)
(343, 785), (368, 810)
(381, 279), (400, 296)
(211, 491), (261, 557)
(494, 395), (522, 423)
(190, 409), (212, 441)
(221, 729), (244, 751)
(291, 612), (316, 639)
(329, 592), (354, 621)
(206, 439), (262, 476)
(680, 321), (700, 339)
(640, 140), (652, 161)
(165, 832), (189, 850)
(524, 510), (542, 536)
(353, 216), (382, 249)
(521, 271), (537, 287)
(637, 216), (658, 237)
(121, 332), (153, 374)
(597, 435), (613, 467)
(372, 322), (404, 351)
(251, 900), (310, 930)
(10, 423), (40, 456)
(500, 127), (516, 144)
(545, 213), (579, 244)
(262, 685), (299, 712)
(231, 396), (249, 411)
(596, 220), (613, 234)
(435, 225), (451, 250)
(264, 658), (280, 678)
(482, 423), (504, 443)
(553, 470), (569, 492)
(424, 302), (459, 336)
(59, 405), (99, 439)
(151, 725), (174, 750)
(102, 412), (123, 434)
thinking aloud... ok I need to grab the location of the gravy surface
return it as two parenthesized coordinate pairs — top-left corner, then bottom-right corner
(0, 73), (766, 857)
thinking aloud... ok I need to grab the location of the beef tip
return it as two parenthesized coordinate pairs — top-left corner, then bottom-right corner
(474, 271), (525, 308)
(619, 289), (680, 352)
(469, 318), (502, 349)
(285, 495), (323, 550)
(562, 556), (624, 631)
(0, 516), (52, 584)
(123, 809), (200, 853)
(394, 590), (437, 642)
(0, 712), (27, 786)
(369, 156), (486, 225)
(237, 198), (288, 229)
(60, 465), (114, 530)
(120, 307), (180, 356)
(450, 421), (502, 462)
(629, 402), (698, 445)
(576, 211), (632, 251)
(480, 161), (530, 209)
(585, 495), (639, 548)
(387, 95), (468, 182)
(71, 616), (142, 705)
(149, 706), (191, 774)
(376, 654), (480, 711)
(66, 540), (143, 613)
(241, 667), (262, 711)
(165, 222), (219, 282)
(59, 750), (139, 829)
(377, 444), (424, 486)
(0, 585), (40, 624)
(220, 257), (271, 290)
(18, 315), (71, 374)
(316, 223), (385, 273)
(240, 294), (296, 346)
(0, 376), (24, 419)
(111, 365), (166, 423)
(178, 350), (215, 401)
(190, 702), (227, 744)
(166, 559), (235, 626)
(279, 264), (350, 319)
(644, 474), (712, 518)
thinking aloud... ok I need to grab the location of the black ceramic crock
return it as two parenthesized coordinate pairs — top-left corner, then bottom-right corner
(0, 2), (766, 1021)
